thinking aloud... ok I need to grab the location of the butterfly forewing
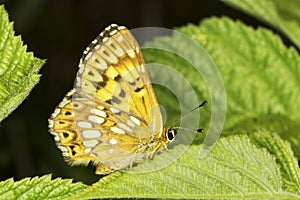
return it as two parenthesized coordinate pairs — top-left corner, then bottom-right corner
(76, 25), (162, 133)
(49, 24), (165, 174)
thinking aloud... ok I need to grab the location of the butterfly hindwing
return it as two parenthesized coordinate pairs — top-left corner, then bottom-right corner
(49, 89), (151, 172)
(49, 90), (96, 166)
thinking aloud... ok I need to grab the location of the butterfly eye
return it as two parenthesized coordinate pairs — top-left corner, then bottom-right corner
(166, 129), (177, 142)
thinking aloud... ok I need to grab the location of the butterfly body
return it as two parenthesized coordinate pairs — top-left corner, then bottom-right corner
(48, 24), (178, 174)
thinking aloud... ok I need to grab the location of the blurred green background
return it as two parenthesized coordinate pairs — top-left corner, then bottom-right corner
(0, 0), (285, 184)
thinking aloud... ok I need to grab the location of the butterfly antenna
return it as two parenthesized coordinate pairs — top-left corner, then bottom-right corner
(172, 126), (205, 133)
(171, 100), (208, 127)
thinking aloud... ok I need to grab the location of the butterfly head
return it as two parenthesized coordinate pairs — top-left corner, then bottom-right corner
(164, 126), (204, 143)
(165, 127), (178, 142)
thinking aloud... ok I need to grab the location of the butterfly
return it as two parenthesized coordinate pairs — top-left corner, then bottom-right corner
(48, 24), (205, 175)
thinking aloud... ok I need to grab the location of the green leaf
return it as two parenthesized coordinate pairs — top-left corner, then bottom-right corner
(0, 5), (45, 123)
(71, 134), (300, 199)
(50, 17), (300, 199)
(144, 17), (300, 157)
(3, 134), (299, 199)
(190, 17), (300, 157)
(0, 15), (298, 199)
(0, 174), (87, 200)
(251, 131), (300, 194)
(177, 17), (300, 121)
(224, 0), (300, 49)
(226, 114), (300, 156)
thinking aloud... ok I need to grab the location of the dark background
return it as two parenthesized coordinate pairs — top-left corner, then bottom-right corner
(0, 0), (276, 184)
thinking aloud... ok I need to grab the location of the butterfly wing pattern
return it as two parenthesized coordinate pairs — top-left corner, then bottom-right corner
(48, 24), (173, 174)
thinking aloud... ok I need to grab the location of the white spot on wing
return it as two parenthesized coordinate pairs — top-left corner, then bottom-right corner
(118, 123), (132, 132)
(117, 36), (123, 42)
(108, 54), (118, 64)
(127, 50), (135, 58)
(84, 148), (92, 153)
(97, 60), (107, 70)
(83, 140), (99, 147)
(85, 51), (93, 61)
(109, 138), (118, 145)
(126, 120), (135, 127)
(51, 108), (61, 118)
(110, 107), (120, 114)
(48, 119), (54, 128)
(88, 115), (105, 124)
(77, 121), (93, 128)
(84, 47), (90, 54)
(109, 29), (118, 35)
(94, 44), (100, 50)
(110, 126), (125, 134)
(76, 76), (81, 86)
(141, 65), (145, 73)
(92, 39), (98, 44)
(82, 130), (102, 138)
(78, 65), (84, 74)
(59, 99), (71, 108)
(58, 146), (68, 153)
(97, 105), (105, 110)
(115, 48), (123, 56)
(54, 134), (60, 142)
(90, 153), (97, 157)
(66, 89), (76, 96)
(90, 108), (107, 118)
(102, 37), (108, 43)
(130, 116), (141, 125)
(108, 149), (114, 154)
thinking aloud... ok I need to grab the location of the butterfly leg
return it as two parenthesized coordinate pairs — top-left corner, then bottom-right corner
(95, 163), (116, 175)
(148, 141), (166, 160)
